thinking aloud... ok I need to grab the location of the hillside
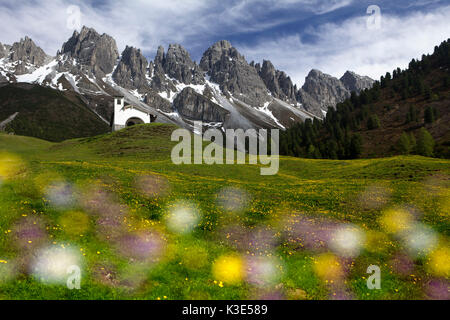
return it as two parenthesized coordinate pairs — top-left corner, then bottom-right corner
(0, 83), (110, 142)
(0, 124), (449, 300)
(280, 39), (450, 159)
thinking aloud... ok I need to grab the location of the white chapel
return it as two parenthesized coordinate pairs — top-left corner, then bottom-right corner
(112, 96), (157, 131)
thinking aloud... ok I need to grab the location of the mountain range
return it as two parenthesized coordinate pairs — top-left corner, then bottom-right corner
(0, 26), (374, 135)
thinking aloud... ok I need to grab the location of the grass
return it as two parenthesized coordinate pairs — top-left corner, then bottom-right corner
(0, 125), (448, 300)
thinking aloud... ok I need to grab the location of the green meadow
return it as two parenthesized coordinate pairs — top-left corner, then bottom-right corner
(0, 124), (448, 300)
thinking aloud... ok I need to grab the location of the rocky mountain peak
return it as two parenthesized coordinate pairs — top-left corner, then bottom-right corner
(61, 26), (119, 77)
(298, 69), (350, 116)
(199, 40), (269, 107)
(149, 45), (174, 93)
(113, 46), (149, 92)
(261, 60), (276, 74)
(154, 45), (165, 67)
(205, 40), (234, 57)
(259, 60), (296, 102)
(166, 44), (191, 61)
(307, 69), (325, 79)
(199, 40), (244, 72)
(9, 36), (50, 67)
(148, 43), (205, 92)
(164, 44), (204, 85)
(340, 70), (374, 93)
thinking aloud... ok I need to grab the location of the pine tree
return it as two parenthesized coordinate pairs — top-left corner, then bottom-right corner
(409, 133), (417, 153)
(424, 106), (435, 124)
(367, 115), (381, 130)
(307, 145), (316, 159)
(398, 132), (411, 154)
(349, 134), (363, 159)
(417, 128), (435, 157)
(406, 105), (419, 123)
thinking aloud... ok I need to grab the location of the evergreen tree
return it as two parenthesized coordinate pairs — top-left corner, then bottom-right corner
(417, 128), (435, 157)
(398, 132), (411, 154)
(416, 78), (425, 96)
(409, 133), (417, 153)
(406, 105), (419, 123)
(385, 72), (392, 81)
(424, 106), (435, 124)
(349, 134), (363, 159)
(307, 145), (316, 159)
(367, 115), (381, 130)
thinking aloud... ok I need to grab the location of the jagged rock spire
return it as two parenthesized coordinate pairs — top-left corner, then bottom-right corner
(61, 26), (119, 77)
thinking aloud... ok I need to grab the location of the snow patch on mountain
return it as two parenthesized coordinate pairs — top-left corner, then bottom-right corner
(258, 101), (286, 130)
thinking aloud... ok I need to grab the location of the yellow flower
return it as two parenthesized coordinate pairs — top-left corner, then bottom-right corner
(212, 254), (244, 284)
(313, 253), (343, 281)
(379, 208), (413, 234)
(427, 245), (450, 277)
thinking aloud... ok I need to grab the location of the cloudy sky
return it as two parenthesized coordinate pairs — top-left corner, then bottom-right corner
(0, 0), (449, 85)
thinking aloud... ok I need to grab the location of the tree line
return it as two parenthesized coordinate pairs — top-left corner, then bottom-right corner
(280, 38), (450, 159)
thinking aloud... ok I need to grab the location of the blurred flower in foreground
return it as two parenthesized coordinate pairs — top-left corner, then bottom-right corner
(390, 253), (415, 276)
(45, 181), (76, 209)
(31, 246), (82, 285)
(165, 200), (200, 235)
(313, 253), (343, 281)
(12, 217), (47, 250)
(281, 215), (339, 252)
(400, 223), (438, 257)
(216, 187), (250, 213)
(81, 186), (121, 216)
(220, 225), (277, 255)
(329, 225), (366, 258)
(115, 230), (165, 263)
(245, 256), (282, 287)
(212, 254), (244, 284)
(426, 279), (450, 300)
(427, 245), (450, 277)
(380, 208), (414, 234)
(96, 214), (126, 241)
(0, 152), (23, 182)
(135, 174), (170, 198)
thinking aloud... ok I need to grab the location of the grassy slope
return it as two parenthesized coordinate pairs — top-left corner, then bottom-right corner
(0, 125), (449, 300)
(0, 84), (110, 142)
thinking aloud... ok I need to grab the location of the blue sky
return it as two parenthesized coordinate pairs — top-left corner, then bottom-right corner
(0, 0), (449, 85)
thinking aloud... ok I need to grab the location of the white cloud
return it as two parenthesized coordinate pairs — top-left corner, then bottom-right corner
(0, 0), (353, 56)
(0, 0), (448, 89)
(238, 5), (450, 85)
